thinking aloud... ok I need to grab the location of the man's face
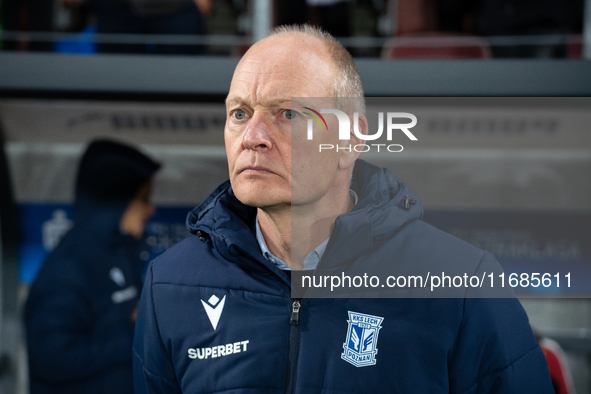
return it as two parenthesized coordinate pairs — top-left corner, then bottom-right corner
(119, 181), (155, 240)
(225, 34), (346, 210)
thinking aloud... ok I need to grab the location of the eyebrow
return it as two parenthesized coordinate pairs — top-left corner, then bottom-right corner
(225, 96), (291, 108)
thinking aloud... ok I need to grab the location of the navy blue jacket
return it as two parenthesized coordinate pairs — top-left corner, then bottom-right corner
(133, 160), (553, 393)
(25, 140), (159, 394)
(25, 205), (143, 394)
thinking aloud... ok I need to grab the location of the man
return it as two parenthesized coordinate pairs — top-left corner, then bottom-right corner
(25, 139), (160, 393)
(133, 25), (553, 393)
(75, 0), (211, 54)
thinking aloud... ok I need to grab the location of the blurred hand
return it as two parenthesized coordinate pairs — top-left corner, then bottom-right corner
(193, 0), (213, 16)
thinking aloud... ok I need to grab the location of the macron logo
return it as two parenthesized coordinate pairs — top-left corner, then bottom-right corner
(201, 295), (226, 330)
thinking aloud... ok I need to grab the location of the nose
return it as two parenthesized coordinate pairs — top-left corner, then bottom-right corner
(242, 112), (274, 151)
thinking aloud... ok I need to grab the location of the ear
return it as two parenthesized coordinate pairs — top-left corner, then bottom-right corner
(338, 113), (367, 170)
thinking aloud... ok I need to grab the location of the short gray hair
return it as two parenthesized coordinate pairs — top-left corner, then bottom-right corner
(269, 24), (365, 115)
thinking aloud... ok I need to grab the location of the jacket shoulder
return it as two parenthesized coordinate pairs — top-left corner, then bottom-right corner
(148, 233), (288, 297)
(406, 219), (485, 258)
(149, 235), (208, 284)
(395, 219), (491, 273)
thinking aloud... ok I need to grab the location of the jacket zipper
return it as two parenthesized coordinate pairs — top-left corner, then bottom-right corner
(285, 299), (303, 393)
(231, 245), (305, 393)
(289, 300), (301, 326)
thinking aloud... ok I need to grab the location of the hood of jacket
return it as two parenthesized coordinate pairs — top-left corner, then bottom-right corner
(186, 160), (423, 270)
(73, 139), (160, 237)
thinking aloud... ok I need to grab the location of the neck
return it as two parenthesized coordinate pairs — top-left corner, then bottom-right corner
(258, 186), (353, 270)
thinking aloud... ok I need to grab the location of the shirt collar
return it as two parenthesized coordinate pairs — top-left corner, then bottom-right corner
(255, 189), (358, 271)
(255, 217), (291, 270)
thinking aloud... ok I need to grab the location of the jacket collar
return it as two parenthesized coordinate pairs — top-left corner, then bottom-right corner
(186, 160), (423, 274)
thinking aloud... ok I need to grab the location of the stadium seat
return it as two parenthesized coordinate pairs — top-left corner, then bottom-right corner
(382, 35), (492, 59)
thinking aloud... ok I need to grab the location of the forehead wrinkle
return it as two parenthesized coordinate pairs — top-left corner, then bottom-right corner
(230, 75), (303, 108)
(229, 71), (329, 108)
(254, 83), (305, 108)
(233, 72), (294, 85)
(226, 94), (291, 109)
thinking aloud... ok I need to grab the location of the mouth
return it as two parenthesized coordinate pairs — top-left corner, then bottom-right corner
(238, 166), (276, 175)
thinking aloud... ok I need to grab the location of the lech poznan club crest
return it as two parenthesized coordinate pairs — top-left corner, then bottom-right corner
(341, 311), (384, 367)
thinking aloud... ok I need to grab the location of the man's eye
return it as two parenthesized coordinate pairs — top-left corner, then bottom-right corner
(233, 109), (246, 120)
(284, 110), (297, 120)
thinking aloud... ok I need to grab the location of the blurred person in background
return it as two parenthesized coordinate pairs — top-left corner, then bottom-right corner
(59, 0), (212, 54)
(1, 0), (54, 51)
(277, 0), (352, 38)
(306, 0), (352, 38)
(474, 0), (583, 57)
(24, 139), (160, 394)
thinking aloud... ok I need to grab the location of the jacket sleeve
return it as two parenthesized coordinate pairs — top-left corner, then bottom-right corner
(449, 254), (554, 394)
(25, 280), (135, 382)
(133, 262), (181, 394)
